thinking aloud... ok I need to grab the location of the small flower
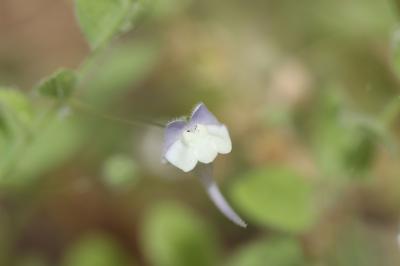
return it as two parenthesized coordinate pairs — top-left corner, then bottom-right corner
(163, 103), (247, 228)
(163, 103), (232, 172)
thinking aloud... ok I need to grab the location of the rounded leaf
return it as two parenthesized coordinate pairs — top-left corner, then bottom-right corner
(140, 202), (219, 266)
(227, 237), (306, 266)
(102, 154), (138, 187)
(230, 167), (316, 233)
(62, 233), (133, 266)
(0, 88), (34, 128)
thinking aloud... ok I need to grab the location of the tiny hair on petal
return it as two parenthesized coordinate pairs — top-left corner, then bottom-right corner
(191, 102), (205, 117)
(166, 116), (188, 126)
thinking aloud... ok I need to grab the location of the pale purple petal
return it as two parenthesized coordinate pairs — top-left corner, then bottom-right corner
(164, 119), (186, 156)
(196, 164), (247, 228)
(190, 103), (221, 126)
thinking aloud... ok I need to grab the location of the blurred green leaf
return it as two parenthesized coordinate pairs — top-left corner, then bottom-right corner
(1, 115), (87, 186)
(74, 0), (134, 50)
(227, 237), (306, 266)
(230, 167), (316, 233)
(311, 91), (383, 178)
(0, 88), (34, 128)
(0, 88), (35, 180)
(312, 91), (349, 176)
(81, 42), (159, 108)
(141, 202), (219, 266)
(102, 154), (138, 187)
(62, 233), (133, 266)
(35, 69), (76, 99)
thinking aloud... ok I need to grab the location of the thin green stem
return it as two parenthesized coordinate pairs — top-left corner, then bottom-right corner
(69, 98), (165, 128)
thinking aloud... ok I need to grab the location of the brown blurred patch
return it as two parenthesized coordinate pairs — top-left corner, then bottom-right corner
(0, 0), (89, 88)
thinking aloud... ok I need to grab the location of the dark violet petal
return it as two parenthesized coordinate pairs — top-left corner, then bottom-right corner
(196, 164), (247, 228)
(164, 119), (187, 156)
(190, 103), (221, 126)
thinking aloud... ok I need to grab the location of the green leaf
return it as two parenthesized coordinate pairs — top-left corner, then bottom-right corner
(0, 88), (35, 180)
(0, 114), (87, 186)
(101, 154), (138, 187)
(62, 233), (134, 266)
(311, 91), (382, 178)
(141, 202), (219, 266)
(74, 0), (133, 50)
(230, 167), (316, 233)
(35, 69), (77, 99)
(0, 88), (34, 128)
(227, 237), (306, 266)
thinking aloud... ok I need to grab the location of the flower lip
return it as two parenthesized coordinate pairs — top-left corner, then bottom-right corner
(163, 103), (232, 172)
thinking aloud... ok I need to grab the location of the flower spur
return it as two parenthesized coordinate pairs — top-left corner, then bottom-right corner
(163, 103), (247, 228)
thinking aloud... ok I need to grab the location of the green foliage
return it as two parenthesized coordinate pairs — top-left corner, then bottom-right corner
(102, 154), (138, 187)
(74, 0), (134, 50)
(312, 91), (351, 176)
(1, 0), (400, 265)
(141, 202), (219, 266)
(35, 69), (77, 99)
(311, 90), (387, 178)
(0, 88), (35, 180)
(0, 87), (89, 186)
(230, 167), (316, 233)
(62, 233), (134, 266)
(0, 88), (34, 128)
(8, 116), (87, 184)
(227, 237), (306, 266)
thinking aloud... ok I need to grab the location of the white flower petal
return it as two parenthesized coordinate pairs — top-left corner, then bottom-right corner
(206, 125), (232, 154)
(192, 136), (218, 164)
(165, 140), (198, 172)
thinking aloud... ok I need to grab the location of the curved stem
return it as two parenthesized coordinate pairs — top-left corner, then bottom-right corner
(196, 164), (247, 228)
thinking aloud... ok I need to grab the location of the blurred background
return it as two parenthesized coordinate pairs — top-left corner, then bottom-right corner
(1, 0), (400, 265)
